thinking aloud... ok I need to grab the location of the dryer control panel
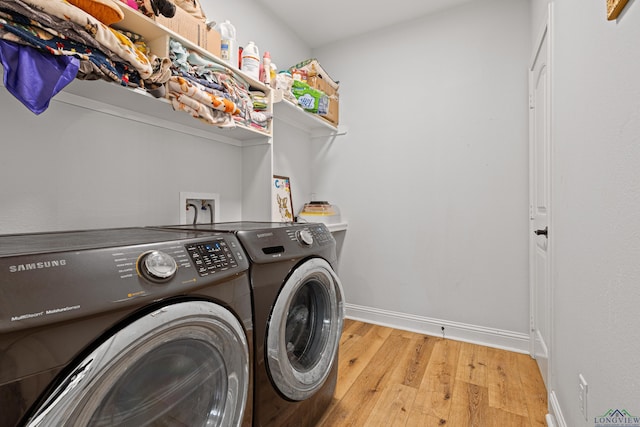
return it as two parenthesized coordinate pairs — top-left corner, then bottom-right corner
(236, 223), (336, 264)
(301, 224), (334, 245)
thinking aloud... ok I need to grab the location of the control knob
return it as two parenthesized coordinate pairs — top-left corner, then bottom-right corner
(296, 229), (314, 246)
(138, 250), (177, 282)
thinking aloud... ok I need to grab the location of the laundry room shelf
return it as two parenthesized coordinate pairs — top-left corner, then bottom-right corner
(274, 98), (347, 138)
(110, 5), (273, 146)
(0, 72), (270, 147)
(55, 78), (270, 147)
(0, 5), (273, 147)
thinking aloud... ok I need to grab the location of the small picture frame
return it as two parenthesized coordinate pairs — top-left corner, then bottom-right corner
(272, 175), (294, 222)
(607, 0), (629, 20)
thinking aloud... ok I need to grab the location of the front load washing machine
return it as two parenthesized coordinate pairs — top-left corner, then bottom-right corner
(158, 222), (344, 427)
(0, 227), (253, 427)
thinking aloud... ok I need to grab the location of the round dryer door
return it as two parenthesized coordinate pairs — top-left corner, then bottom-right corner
(266, 258), (344, 401)
(25, 300), (249, 427)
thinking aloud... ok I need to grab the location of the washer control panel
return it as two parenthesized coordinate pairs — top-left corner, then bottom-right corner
(138, 250), (178, 282)
(0, 228), (250, 333)
(185, 239), (238, 276)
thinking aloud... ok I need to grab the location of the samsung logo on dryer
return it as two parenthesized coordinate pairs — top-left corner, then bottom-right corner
(9, 259), (67, 273)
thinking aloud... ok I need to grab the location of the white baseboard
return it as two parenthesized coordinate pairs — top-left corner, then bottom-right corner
(548, 391), (567, 427)
(344, 303), (530, 354)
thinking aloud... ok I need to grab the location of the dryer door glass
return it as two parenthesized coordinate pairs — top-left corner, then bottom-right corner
(267, 258), (344, 401)
(25, 301), (249, 427)
(286, 278), (329, 371)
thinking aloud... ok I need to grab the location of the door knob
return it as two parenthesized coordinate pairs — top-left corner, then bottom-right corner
(534, 227), (548, 237)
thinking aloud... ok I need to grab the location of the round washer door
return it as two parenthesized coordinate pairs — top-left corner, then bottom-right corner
(266, 258), (344, 401)
(26, 300), (249, 427)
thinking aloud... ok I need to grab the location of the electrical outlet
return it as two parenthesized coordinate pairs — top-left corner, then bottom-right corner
(179, 192), (220, 225)
(578, 374), (588, 421)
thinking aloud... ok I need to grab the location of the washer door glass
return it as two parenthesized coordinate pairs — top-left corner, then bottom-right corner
(26, 301), (249, 427)
(267, 258), (344, 401)
(89, 338), (227, 426)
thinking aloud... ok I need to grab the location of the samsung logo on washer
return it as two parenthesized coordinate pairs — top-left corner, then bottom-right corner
(9, 259), (67, 273)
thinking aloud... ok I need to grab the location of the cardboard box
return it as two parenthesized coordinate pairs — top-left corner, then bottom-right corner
(307, 75), (339, 125)
(155, 7), (220, 57)
(204, 27), (221, 57)
(308, 75), (337, 98)
(320, 96), (339, 126)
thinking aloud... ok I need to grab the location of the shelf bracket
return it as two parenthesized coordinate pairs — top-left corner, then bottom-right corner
(311, 125), (348, 139)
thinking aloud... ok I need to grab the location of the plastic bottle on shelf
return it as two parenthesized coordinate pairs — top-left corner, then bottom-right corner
(261, 51), (271, 84)
(241, 41), (260, 81)
(215, 20), (237, 67)
(269, 63), (277, 88)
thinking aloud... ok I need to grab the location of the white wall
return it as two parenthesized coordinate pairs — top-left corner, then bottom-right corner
(200, 1), (310, 81)
(201, 0), (315, 219)
(0, 2), (310, 234)
(311, 0), (531, 339)
(531, 0), (640, 425)
(0, 90), (244, 232)
(530, 0), (550, 38)
(272, 123), (314, 216)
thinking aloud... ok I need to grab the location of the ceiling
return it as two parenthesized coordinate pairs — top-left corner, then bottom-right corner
(255, 0), (476, 48)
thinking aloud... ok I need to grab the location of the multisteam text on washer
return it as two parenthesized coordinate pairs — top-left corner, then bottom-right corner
(11, 305), (81, 322)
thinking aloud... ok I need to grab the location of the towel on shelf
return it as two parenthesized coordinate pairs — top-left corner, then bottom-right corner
(66, 0), (125, 26)
(0, 40), (79, 114)
(16, 0), (152, 79)
(168, 93), (235, 127)
(167, 76), (240, 115)
(168, 39), (265, 128)
(0, 11), (139, 86)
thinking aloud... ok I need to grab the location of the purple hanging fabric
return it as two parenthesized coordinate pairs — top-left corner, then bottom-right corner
(0, 40), (79, 115)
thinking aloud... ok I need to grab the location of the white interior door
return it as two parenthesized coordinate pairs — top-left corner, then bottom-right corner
(529, 14), (552, 389)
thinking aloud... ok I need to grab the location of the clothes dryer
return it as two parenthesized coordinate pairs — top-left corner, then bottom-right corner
(0, 227), (253, 427)
(159, 222), (344, 427)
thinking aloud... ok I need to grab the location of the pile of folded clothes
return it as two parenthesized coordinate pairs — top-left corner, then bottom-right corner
(168, 38), (271, 130)
(0, 0), (271, 132)
(0, 0), (166, 114)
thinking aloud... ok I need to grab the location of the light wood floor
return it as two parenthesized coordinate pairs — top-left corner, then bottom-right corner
(316, 320), (547, 427)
